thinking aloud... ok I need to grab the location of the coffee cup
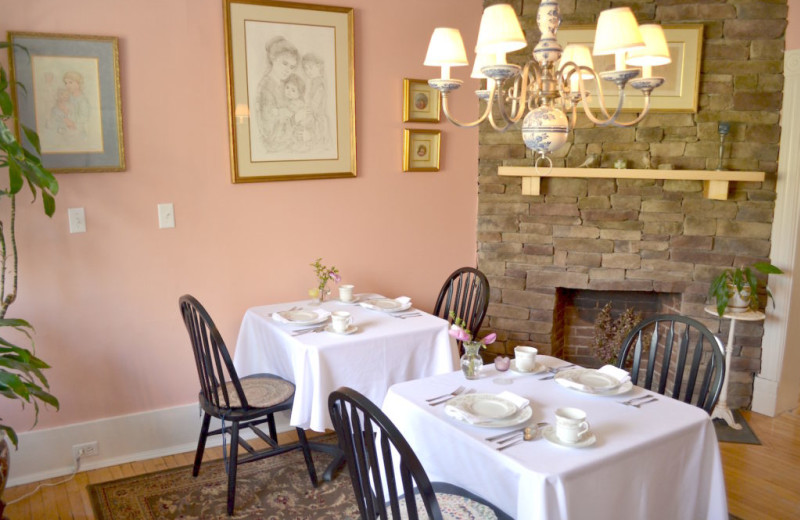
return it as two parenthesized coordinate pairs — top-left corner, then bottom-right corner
(514, 346), (538, 372)
(339, 284), (355, 302)
(331, 311), (352, 333)
(554, 407), (590, 444)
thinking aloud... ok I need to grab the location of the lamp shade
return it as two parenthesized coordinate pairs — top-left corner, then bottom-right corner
(626, 25), (671, 67)
(560, 44), (594, 79)
(424, 28), (469, 66)
(592, 7), (644, 56)
(471, 52), (495, 79)
(475, 4), (527, 55)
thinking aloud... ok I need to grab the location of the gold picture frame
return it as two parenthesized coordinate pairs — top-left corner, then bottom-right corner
(8, 32), (125, 173)
(556, 24), (703, 113)
(403, 78), (440, 123)
(403, 129), (440, 172)
(223, 0), (356, 182)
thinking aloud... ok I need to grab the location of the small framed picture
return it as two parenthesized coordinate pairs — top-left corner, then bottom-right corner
(403, 78), (440, 123)
(8, 32), (125, 173)
(403, 129), (440, 172)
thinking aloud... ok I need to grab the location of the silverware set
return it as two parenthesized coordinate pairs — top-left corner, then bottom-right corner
(619, 395), (658, 408)
(291, 324), (326, 336)
(391, 312), (422, 319)
(537, 364), (576, 380)
(426, 386), (474, 406)
(490, 422), (549, 451)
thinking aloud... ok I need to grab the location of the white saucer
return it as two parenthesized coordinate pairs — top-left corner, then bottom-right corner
(324, 324), (358, 335)
(510, 360), (546, 375)
(337, 296), (361, 305)
(542, 426), (597, 448)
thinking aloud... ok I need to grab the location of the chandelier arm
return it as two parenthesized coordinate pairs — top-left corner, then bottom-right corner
(440, 88), (495, 129)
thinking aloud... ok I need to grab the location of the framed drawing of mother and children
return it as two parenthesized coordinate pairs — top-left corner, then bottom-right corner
(224, 0), (356, 182)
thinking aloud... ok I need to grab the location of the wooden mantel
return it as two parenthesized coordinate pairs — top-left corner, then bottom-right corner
(497, 167), (765, 200)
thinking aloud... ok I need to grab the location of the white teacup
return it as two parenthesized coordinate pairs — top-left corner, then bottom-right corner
(514, 346), (538, 372)
(339, 284), (355, 302)
(554, 407), (591, 444)
(331, 311), (352, 333)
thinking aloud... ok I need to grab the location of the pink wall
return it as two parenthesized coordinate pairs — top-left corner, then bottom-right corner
(789, 0), (800, 50)
(1, 0), (483, 431)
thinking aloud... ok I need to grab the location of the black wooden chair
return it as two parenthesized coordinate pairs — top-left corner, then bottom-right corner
(179, 294), (317, 516)
(433, 267), (490, 354)
(616, 314), (726, 414)
(328, 387), (512, 520)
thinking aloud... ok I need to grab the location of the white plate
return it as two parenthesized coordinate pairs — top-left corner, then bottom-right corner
(274, 309), (328, 326)
(510, 360), (547, 375)
(542, 426), (597, 448)
(554, 369), (633, 395)
(448, 393), (519, 420)
(361, 298), (412, 313)
(445, 403), (533, 429)
(324, 324), (358, 335)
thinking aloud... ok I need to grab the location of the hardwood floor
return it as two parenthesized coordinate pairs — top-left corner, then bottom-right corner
(3, 410), (799, 519)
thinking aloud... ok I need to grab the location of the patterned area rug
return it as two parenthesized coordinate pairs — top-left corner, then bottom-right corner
(88, 436), (359, 519)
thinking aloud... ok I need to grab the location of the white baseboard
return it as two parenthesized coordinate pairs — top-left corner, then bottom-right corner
(7, 402), (291, 487)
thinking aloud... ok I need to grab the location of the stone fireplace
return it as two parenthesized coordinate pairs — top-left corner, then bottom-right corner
(476, 0), (784, 410)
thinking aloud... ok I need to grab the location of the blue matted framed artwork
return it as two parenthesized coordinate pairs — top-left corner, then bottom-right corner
(9, 32), (125, 173)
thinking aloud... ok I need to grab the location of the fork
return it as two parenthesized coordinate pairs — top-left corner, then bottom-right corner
(392, 312), (422, 319)
(291, 325), (325, 336)
(429, 388), (474, 406)
(619, 395), (654, 406)
(425, 385), (464, 403)
(626, 397), (658, 408)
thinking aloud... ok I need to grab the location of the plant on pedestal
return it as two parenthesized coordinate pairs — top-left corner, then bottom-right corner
(709, 262), (783, 316)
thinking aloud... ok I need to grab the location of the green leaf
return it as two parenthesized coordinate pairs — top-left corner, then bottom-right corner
(42, 191), (56, 217)
(29, 387), (59, 409)
(0, 424), (19, 449)
(8, 161), (24, 194)
(753, 262), (783, 275)
(0, 90), (12, 118)
(0, 371), (30, 399)
(21, 124), (42, 155)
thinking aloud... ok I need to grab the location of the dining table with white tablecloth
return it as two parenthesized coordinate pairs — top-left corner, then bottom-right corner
(381, 355), (728, 520)
(233, 295), (458, 432)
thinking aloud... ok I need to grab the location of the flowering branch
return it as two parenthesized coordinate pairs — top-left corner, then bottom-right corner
(310, 258), (340, 296)
(448, 310), (496, 347)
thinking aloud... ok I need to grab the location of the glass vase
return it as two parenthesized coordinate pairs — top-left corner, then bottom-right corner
(460, 341), (484, 380)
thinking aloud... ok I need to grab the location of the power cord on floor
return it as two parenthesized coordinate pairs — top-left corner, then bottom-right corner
(5, 448), (83, 505)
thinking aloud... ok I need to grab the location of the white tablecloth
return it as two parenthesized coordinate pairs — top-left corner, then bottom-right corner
(382, 356), (728, 520)
(233, 296), (458, 432)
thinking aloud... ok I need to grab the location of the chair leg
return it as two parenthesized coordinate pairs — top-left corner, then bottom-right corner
(267, 413), (278, 441)
(296, 427), (318, 488)
(192, 412), (211, 477)
(227, 421), (240, 516)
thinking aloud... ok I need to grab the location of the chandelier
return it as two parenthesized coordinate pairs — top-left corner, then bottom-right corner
(423, 1), (671, 169)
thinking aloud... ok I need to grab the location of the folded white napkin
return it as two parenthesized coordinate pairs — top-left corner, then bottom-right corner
(395, 296), (411, 304)
(445, 391), (528, 425)
(598, 364), (631, 384)
(271, 309), (330, 324)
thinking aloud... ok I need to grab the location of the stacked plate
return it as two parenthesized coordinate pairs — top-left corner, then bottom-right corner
(360, 297), (412, 313)
(445, 393), (532, 428)
(272, 309), (329, 327)
(554, 368), (632, 396)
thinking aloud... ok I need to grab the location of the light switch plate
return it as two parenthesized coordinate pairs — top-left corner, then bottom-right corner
(68, 208), (86, 233)
(158, 203), (175, 229)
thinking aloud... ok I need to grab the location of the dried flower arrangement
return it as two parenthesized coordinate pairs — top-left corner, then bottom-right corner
(592, 303), (643, 366)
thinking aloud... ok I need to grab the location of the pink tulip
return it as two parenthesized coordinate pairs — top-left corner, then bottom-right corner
(481, 332), (497, 345)
(330, 273), (341, 283)
(448, 325), (471, 342)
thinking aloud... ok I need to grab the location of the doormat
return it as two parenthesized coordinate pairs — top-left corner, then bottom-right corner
(713, 409), (761, 445)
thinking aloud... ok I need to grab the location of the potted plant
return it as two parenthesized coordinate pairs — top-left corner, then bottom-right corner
(709, 261), (783, 317)
(0, 42), (60, 514)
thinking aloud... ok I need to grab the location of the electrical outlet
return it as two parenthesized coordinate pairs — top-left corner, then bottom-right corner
(157, 203), (175, 229)
(68, 207), (86, 233)
(72, 441), (99, 460)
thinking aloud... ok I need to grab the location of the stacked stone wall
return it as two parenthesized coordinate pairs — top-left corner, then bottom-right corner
(477, 0), (787, 408)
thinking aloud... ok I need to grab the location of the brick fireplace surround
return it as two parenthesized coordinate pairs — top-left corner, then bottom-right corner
(476, 0), (787, 409)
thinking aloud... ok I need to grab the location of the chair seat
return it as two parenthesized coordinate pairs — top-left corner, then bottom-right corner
(218, 375), (294, 408)
(399, 489), (503, 520)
